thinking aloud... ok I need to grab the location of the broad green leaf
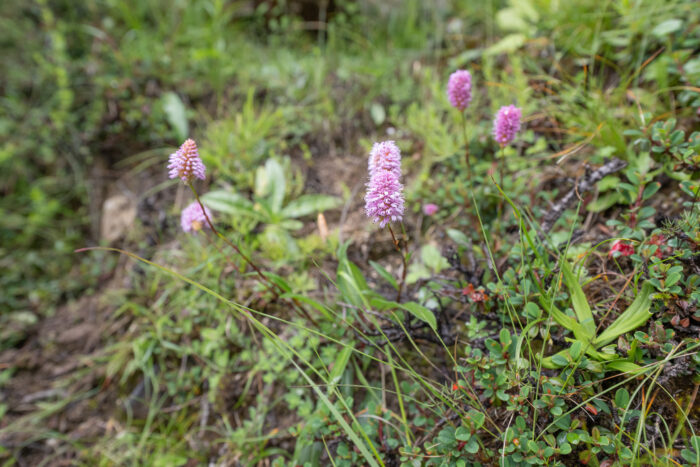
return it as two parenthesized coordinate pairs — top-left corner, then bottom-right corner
(652, 19), (682, 37)
(280, 194), (341, 219)
(399, 302), (437, 330)
(614, 388), (630, 409)
(561, 261), (596, 338)
(455, 426), (471, 441)
(201, 190), (260, 219)
(162, 92), (188, 141)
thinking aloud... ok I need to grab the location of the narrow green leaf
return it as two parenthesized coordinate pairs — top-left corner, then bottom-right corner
(594, 282), (654, 347)
(561, 261), (596, 337)
(605, 360), (650, 376)
(328, 344), (353, 394)
(369, 260), (398, 290)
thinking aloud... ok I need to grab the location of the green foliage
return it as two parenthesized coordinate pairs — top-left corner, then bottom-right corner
(3, 1), (700, 466)
(202, 157), (341, 261)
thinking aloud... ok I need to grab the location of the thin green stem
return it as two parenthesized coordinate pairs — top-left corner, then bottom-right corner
(460, 111), (472, 185)
(388, 223), (408, 303)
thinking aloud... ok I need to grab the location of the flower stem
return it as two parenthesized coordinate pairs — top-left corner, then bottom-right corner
(460, 111), (472, 185)
(388, 224), (407, 303)
(498, 144), (505, 219)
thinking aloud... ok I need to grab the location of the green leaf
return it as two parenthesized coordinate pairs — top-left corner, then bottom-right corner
(255, 159), (286, 213)
(468, 410), (486, 430)
(328, 344), (353, 394)
(279, 219), (303, 230)
(594, 282), (654, 347)
(280, 194), (341, 219)
(652, 18), (683, 37)
(399, 302), (437, 330)
(162, 92), (188, 141)
(279, 293), (333, 320)
(464, 438), (479, 454)
(541, 299), (591, 343)
(369, 260), (398, 290)
(642, 182), (661, 201)
(262, 272), (292, 292)
(370, 102), (386, 126)
(614, 388), (630, 409)
(587, 192), (625, 212)
(570, 340), (583, 360)
(447, 228), (469, 246)
(551, 353), (569, 367)
(485, 33), (526, 56)
(561, 261), (596, 337)
(421, 244), (449, 273)
(455, 426), (471, 441)
(201, 190), (260, 219)
(605, 360), (650, 376)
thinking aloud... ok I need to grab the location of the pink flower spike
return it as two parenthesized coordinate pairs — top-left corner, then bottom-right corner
(423, 203), (439, 216)
(492, 105), (522, 146)
(181, 201), (212, 234)
(447, 70), (473, 112)
(365, 170), (405, 228)
(368, 140), (402, 178)
(609, 239), (634, 258)
(168, 139), (206, 182)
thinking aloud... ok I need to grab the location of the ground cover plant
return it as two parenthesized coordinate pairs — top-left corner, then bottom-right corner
(1, 0), (699, 465)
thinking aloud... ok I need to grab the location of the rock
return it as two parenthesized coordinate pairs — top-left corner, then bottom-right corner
(100, 194), (137, 243)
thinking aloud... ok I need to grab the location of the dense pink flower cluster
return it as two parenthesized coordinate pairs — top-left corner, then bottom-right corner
(492, 105), (522, 146)
(447, 70), (473, 111)
(168, 139), (206, 182)
(365, 141), (404, 228)
(368, 140), (402, 178)
(181, 201), (212, 233)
